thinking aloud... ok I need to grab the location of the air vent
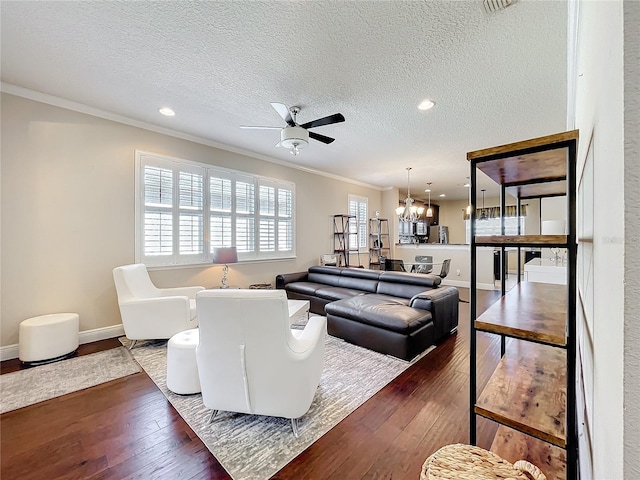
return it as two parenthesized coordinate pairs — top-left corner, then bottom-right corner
(482, 0), (518, 14)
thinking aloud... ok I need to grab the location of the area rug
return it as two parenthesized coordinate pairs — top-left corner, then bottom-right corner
(0, 347), (141, 414)
(124, 334), (433, 480)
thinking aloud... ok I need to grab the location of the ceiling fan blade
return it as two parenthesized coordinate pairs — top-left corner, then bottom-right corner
(240, 126), (282, 130)
(300, 113), (345, 129)
(270, 102), (295, 126)
(309, 131), (335, 144)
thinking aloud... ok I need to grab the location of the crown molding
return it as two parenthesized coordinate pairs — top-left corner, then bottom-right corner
(1, 82), (384, 191)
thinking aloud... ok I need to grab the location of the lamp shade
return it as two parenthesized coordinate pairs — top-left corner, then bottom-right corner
(541, 220), (566, 235)
(212, 247), (238, 264)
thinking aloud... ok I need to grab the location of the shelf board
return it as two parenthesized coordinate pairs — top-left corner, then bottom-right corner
(475, 234), (567, 246)
(475, 341), (566, 447)
(467, 130), (578, 186)
(475, 282), (567, 346)
(491, 426), (566, 480)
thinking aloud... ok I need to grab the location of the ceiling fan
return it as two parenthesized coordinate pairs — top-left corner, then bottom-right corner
(240, 103), (345, 155)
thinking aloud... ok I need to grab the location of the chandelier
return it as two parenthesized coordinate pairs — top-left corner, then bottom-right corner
(395, 167), (424, 223)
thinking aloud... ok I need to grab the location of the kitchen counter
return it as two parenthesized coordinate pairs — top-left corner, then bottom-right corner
(524, 257), (567, 285)
(395, 244), (495, 290)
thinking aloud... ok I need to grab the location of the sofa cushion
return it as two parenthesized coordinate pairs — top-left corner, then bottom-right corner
(325, 295), (432, 335)
(337, 275), (378, 293)
(340, 268), (382, 280)
(307, 272), (342, 286)
(308, 265), (344, 275)
(314, 286), (366, 301)
(362, 293), (410, 306)
(376, 271), (441, 299)
(284, 281), (327, 296)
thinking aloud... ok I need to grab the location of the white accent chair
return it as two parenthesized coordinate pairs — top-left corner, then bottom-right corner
(113, 264), (204, 349)
(196, 289), (326, 436)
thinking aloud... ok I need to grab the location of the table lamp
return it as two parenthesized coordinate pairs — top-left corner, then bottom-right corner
(212, 247), (238, 288)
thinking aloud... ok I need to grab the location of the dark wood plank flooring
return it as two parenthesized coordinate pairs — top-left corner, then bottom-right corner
(1, 288), (501, 480)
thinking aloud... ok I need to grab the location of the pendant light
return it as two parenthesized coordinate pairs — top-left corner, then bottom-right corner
(479, 189), (488, 221)
(425, 182), (433, 217)
(397, 167), (420, 223)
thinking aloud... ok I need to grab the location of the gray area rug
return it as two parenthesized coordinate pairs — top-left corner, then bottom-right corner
(0, 347), (141, 414)
(124, 334), (433, 480)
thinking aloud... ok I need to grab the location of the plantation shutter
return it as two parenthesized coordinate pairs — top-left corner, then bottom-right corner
(210, 175), (233, 249)
(143, 165), (173, 257)
(235, 178), (255, 253)
(259, 185), (276, 252)
(348, 195), (368, 249)
(278, 188), (293, 251)
(178, 170), (204, 255)
(258, 180), (294, 257)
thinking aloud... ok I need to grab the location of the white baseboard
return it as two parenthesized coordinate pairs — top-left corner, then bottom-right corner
(0, 324), (125, 361)
(441, 279), (496, 291)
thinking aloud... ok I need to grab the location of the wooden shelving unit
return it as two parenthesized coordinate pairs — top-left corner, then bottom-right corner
(333, 214), (360, 267)
(368, 218), (389, 269)
(491, 426), (567, 480)
(468, 130), (578, 479)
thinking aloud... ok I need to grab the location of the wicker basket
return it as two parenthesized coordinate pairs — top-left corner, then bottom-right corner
(420, 444), (546, 480)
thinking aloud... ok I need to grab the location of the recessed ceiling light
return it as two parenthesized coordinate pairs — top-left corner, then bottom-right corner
(159, 107), (176, 117)
(424, 188), (431, 193)
(439, 194), (446, 197)
(417, 99), (435, 111)
(463, 183), (471, 187)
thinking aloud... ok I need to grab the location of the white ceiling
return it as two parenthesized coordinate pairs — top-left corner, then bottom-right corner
(0, 0), (568, 201)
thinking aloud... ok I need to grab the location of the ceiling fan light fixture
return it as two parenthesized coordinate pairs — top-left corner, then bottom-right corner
(278, 126), (309, 153)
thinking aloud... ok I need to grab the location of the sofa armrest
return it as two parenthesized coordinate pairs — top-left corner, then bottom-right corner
(276, 271), (309, 289)
(409, 287), (459, 341)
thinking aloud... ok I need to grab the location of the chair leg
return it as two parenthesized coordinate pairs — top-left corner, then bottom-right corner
(128, 340), (137, 350)
(208, 410), (219, 424)
(291, 417), (300, 437)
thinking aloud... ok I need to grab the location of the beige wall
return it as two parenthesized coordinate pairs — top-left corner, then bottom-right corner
(0, 93), (383, 347)
(623, 1), (640, 476)
(572, 0), (629, 477)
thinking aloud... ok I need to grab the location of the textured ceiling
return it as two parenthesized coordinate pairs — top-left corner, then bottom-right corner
(0, 0), (568, 201)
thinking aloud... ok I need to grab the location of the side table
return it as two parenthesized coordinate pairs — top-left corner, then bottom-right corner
(288, 299), (310, 328)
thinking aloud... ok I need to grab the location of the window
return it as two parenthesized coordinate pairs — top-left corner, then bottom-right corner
(348, 194), (368, 250)
(136, 151), (295, 266)
(465, 217), (525, 244)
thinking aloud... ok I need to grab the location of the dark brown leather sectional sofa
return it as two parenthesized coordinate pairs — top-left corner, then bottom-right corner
(275, 266), (459, 361)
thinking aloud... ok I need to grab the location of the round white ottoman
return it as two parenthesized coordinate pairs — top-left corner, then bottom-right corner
(19, 313), (80, 364)
(166, 328), (201, 395)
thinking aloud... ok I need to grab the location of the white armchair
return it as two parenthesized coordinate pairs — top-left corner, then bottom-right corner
(113, 264), (204, 348)
(196, 289), (326, 436)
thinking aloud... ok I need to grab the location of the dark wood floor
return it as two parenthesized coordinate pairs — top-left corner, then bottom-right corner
(1, 288), (501, 480)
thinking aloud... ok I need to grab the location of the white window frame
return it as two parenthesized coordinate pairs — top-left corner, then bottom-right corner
(135, 151), (295, 266)
(348, 194), (368, 251)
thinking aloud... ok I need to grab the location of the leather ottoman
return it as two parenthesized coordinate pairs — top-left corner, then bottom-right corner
(325, 295), (435, 361)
